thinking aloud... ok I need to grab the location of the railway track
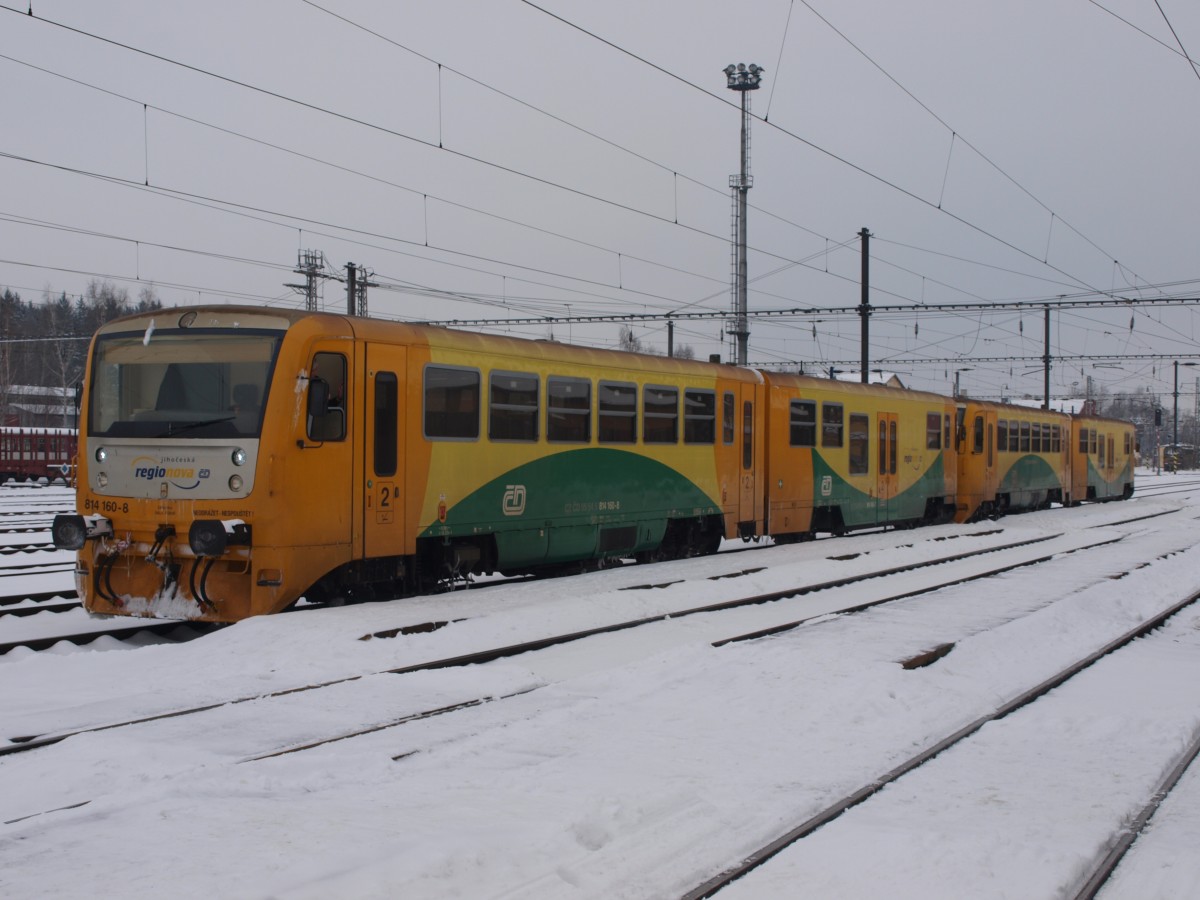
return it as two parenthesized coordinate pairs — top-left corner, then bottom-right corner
(0, 501), (1178, 660)
(681, 589), (1200, 898)
(3, 504), (1200, 896)
(0, 526), (1101, 755)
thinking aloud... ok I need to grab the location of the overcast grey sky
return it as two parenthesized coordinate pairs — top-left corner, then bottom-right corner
(1, 0), (1198, 402)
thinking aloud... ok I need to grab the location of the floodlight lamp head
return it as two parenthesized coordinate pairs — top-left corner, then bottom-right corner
(724, 62), (763, 91)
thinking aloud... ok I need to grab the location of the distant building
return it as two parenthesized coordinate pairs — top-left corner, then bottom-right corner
(832, 371), (907, 389)
(2, 385), (77, 428)
(1006, 396), (1089, 414)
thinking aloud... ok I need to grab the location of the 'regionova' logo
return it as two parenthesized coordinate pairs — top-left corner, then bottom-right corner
(131, 456), (207, 490)
(502, 484), (527, 516)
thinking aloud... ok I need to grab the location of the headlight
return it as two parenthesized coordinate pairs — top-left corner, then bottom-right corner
(95, 447), (107, 462)
(231, 448), (247, 466)
(229, 474), (244, 491)
(97, 472), (108, 488)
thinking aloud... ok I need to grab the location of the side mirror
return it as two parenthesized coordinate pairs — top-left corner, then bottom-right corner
(307, 377), (329, 417)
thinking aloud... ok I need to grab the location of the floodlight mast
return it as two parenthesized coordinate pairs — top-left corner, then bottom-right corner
(724, 63), (763, 366)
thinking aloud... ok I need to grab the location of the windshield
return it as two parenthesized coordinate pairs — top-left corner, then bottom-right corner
(89, 329), (284, 438)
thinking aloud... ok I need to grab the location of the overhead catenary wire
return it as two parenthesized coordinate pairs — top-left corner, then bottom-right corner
(1, 2), (1197, 397)
(0, 2), (1154, 314)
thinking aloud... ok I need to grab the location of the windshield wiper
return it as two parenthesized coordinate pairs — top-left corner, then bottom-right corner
(156, 415), (236, 437)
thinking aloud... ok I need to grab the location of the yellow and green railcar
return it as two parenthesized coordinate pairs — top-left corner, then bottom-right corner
(955, 400), (1071, 522)
(762, 374), (957, 537)
(54, 307), (765, 622)
(1069, 414), (1135, 502)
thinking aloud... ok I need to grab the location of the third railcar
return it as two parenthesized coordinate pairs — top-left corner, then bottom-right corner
(954, 400), (1135, 521)
(52, 306), (1135, 622)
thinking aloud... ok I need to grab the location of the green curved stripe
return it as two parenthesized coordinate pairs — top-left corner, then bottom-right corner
(420, 448), (720, 567)
(1087, 457), (1132, 498)
(998, 455), (1064, 496)
(810, 452), (946, 527)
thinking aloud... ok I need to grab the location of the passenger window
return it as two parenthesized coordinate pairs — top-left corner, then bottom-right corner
(547, 377), (591, 443)
(1099, 434), (1106, 467)
(723, 392), (736, 444)
(373, 372), (397, 476)
(424, 365), (480, 440)
(927, 412), (942, 450)
(644, 385), (678, 444)
(308, 351), (347, 442)
(822, 403), (844, 448)
(1089, 429), (1098, 454)
(944, 414), (951, 451)
(598, 381), (636, 444)
(489, 371), (539, 442)
(997, 420), (1007, 453)
(790, 400), (816, 447)
(684, 389), (716, 444)
(849, 414), (869, 474)
(1020, 421), (1030, 453)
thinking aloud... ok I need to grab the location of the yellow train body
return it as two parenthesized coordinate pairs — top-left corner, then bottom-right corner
(54, 307), (1136, 622)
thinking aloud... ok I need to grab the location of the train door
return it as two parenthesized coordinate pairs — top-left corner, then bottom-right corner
(363, 343), (407, 559)
(292, 344), (354, 554)
(739, 391), (756, 531)
(877, 412), (898, 521)
(1068, 425), (1085, 505)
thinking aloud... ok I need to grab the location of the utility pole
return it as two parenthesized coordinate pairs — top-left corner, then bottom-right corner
(859, 228), (871, 383)
(345, 262), (374, 317)
(1043, 305), (1051, 409)
(724, 63), (763, 367)
(286, 249), (326, 312)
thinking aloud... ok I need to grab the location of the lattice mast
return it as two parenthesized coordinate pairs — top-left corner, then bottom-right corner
(724, 63), (763, 366)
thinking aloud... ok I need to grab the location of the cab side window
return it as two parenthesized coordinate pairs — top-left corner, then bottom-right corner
(308, 351), (347, 442)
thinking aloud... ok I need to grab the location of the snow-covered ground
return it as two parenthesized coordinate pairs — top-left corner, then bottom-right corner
(2, 473), (1200, 899)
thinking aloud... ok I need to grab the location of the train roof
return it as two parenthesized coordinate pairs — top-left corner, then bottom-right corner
(95, 305), (767, 383)
(759, 370), (953, 404)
